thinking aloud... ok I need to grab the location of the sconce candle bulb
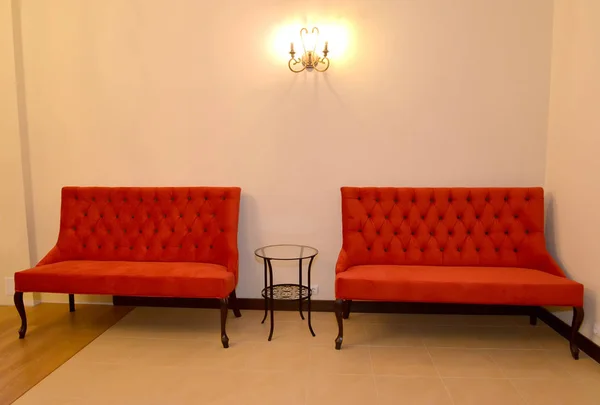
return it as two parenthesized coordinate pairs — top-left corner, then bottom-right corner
(288, 27), (330, 73)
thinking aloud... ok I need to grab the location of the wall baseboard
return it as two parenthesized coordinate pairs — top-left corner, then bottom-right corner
(112, 296), (600, 364)
(113, 296), (334, 311)
(112, 296), (536, 315)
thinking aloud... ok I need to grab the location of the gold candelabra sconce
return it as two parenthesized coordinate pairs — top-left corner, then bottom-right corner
(288, 27), (330, 73)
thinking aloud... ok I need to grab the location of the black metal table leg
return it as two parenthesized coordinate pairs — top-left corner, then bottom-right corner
(261, 258), (268, 324)
(298, 258), (305, 320)
(267, 259), (275, 341)
(307, 256), (315, 337)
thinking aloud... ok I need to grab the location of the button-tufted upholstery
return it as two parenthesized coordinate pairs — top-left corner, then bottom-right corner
(335, 187), (583, 307)
(15, 187), (241, 299)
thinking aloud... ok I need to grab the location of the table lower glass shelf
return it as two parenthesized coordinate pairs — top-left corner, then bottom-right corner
(261, 284), (311, 300)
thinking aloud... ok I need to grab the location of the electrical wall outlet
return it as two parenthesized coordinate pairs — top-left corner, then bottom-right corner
(310, 285), (319, 296)
(5, 277), (15, 296)
(594, 323), (600, 337)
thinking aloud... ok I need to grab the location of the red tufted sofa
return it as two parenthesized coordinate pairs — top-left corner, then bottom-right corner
(14, 186), (242, 348)
(334, 187), (585, 359)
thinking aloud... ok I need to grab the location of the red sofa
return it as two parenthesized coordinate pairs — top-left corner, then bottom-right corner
(14, 186), (241, 348)
(334, 187), (585, 359)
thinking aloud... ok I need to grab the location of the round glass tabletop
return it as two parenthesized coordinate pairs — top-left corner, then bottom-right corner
(254, 244), (318, 260)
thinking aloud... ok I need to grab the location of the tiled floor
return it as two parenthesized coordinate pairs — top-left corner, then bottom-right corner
(14, 308), (600, 405)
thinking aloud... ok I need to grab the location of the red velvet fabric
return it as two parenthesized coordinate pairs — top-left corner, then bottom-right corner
(15, 187), (241, 299)
(16, 261), (235, 299)
(336, 265), (583, 306)
(335, 187), (583, 306)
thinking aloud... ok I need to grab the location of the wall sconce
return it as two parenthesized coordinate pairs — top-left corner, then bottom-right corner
(288, 27), (330, 73)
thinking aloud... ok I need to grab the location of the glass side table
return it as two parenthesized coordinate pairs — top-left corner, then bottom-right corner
(254, 244), (318, 341)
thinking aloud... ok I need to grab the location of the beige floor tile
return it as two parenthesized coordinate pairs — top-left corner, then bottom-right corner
(240, 370), (307, 405)
(166, 370), (245, 405)
(310, 310), (338, 323)
(370, 346), (437, 376)
(569, 379), (600, 404)
(544, 349), (600, 379)
(511, 378), (581, 405)
(307, 373), (376, 405)
(108, 337), (213, 367)
(245, 341), (311, 372)
(174, 339), (255, 370)
(309, 345), (372, 374)
(428, 348), (503, 378)
(228, 316), (276, 341)
(375, 376), (453, 405)
(173, 370), (307, 405)
(420, 326), (490, 348)
(366, 323), (424, 347)
(443, 378), (526, 405)
(529, 327), (570, 351)
(488, 349), (570, 379)
(475, 327), (541, 349)
(421, 326), (540, 349)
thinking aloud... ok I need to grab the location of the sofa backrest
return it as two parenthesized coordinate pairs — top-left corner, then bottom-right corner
(340, 187), (547, 268)
(44, 187), (240, 270)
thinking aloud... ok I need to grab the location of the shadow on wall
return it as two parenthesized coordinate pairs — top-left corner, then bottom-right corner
(237, 193), (262, 299)
(544, 192), (559, 262)
(545, 192), (597, 333)
(11, 0), (37, 267)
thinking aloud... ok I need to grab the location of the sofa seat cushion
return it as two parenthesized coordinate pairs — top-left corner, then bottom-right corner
(15, 261), (235, 299)
(335, 265), (583, 307)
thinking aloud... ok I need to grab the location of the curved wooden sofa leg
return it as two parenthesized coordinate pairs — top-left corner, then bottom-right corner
(342, 300), (352, 319)
(529, 307), (537, 326)
(334, 299), (344, 350)
(529, 315), (537, 326)
(570, 306), (584, 360)
(14, 292), (27, 339)
(220, 298), (230, 348)
(229, 289), (242, 318)
(69, 294), (75, 312)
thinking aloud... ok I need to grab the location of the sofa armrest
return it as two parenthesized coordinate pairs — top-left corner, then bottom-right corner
(336, 249), (350, 273)
(534, 252), (567, 278)
(36, 245), (62, 267)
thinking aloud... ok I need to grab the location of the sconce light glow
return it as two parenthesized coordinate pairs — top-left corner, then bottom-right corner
(271, 21), (351, 71)
(288, 27), (329, 72)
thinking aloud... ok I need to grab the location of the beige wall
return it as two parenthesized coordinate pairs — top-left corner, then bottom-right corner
(18, 0), (554, 301)
(0, 1), (31, 306)
(546, 0), (600, 343)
